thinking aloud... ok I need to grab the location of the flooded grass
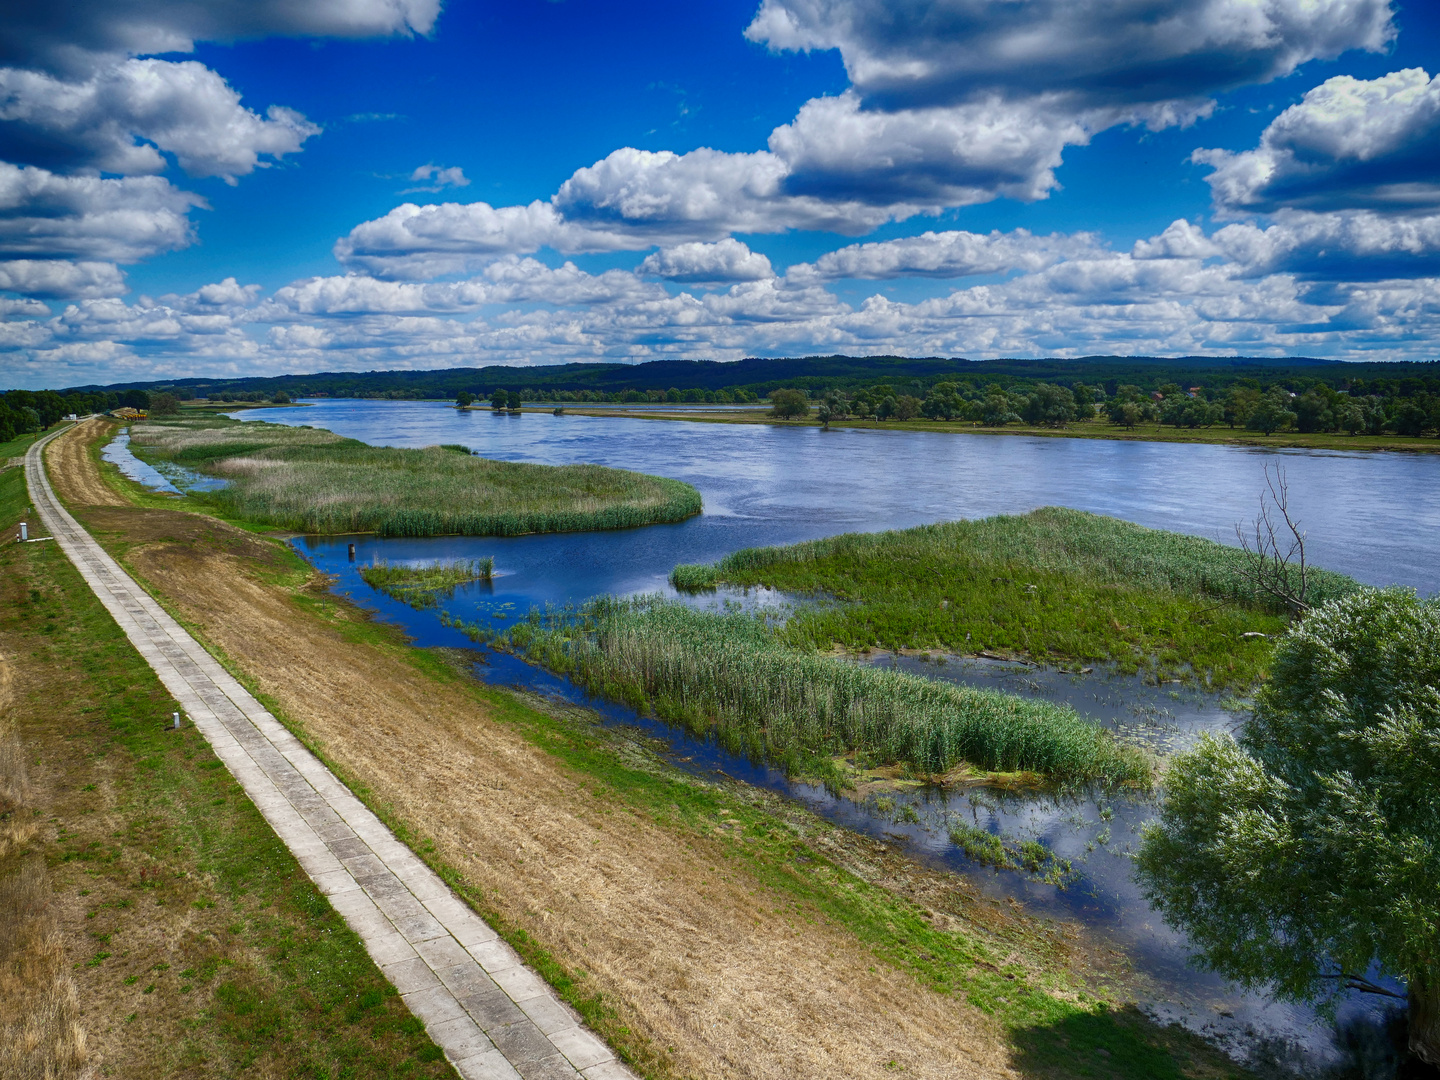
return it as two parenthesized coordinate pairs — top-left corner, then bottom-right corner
(506, 596), (1153, 788)
(671, 507), (1361, 689)
(130, 416), (702, 536)
(359, 556), (495, 609)
(946, 820), (1076, 886)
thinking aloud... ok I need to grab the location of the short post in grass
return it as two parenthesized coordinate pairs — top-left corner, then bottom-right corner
(19, 522), (27, 542)
(171, 712), (181, 731)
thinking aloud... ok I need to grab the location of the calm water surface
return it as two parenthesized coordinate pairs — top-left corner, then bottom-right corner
(226, 399), (1439, 1070)
(241, 398), (1439, 597)
(103, 427), (227, 493)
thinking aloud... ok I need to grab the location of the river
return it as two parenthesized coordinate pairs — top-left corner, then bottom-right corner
(124, 398), (1437, 1073)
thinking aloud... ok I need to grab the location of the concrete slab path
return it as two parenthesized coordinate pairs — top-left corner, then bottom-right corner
(25, 425), (637, 1080)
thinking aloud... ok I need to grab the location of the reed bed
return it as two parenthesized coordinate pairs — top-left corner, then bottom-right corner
(507, 596), (1152, 788)
(674, 507), (1356, 609)
(670, 508), (1360, 687)
(131, 417), (701, 536)
(359, 556), (494, 609)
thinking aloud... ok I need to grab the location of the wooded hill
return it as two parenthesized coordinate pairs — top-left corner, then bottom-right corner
(54, 354), (1440, 403)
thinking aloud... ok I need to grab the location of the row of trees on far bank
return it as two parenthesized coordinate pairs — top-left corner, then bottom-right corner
(761, 378), (1440, 437)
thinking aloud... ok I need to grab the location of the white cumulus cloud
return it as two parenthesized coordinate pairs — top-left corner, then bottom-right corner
(0, 257), (126, 298)
(405, 163), (470, 192)
(1197, 68), (1440, 214)
(794, 227), (1107, 280)
(1, 0), (440, 77)
(0, 163), (203, 263)
(639, 240), (774, 282)
(0, 60), (320, 181)
(745, 0), (1395, 111)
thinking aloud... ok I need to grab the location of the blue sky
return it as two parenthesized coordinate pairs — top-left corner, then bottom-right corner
(3, 0), (1440, 388)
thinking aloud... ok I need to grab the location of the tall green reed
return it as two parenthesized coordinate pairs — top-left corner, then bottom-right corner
(507, 596), (1152, 788)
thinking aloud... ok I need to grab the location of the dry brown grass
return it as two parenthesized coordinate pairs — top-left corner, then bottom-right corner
(46, 420), (126, 508)
(0, 653), (92, 1080)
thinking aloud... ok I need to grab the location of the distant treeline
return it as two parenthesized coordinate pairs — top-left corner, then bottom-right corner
(797, 379), (1440, 437)
(26, 353), (1440, 438)
(0, 387), (150, 443)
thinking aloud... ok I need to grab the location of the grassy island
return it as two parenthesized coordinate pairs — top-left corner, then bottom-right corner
(359, 556), (494, 608)
(672, 508), (1360, 689)
(129, 416), (701, 536)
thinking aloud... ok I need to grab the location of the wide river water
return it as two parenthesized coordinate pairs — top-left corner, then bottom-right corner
(198, 399), (1437, 1072)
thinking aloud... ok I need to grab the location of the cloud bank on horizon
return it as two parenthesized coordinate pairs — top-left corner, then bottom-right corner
(2, 0), (1440, 388)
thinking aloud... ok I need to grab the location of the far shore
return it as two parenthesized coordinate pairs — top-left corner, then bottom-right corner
(179, 396), (1440, 454)
(534, 403), (1440, 454)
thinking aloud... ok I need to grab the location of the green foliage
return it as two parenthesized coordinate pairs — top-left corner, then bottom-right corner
(768, 388), (809, 418)
(359, 557), (494, 609)
(670, 508), (1359, 688)
(1135, 589), (1440, 1027)
(1022, 384), (1078, 427)
(149, 392), (180, 417)
(1245, 388), (1297, 435)
(130, 416), (702, 536)
(506, 595), (1152, 787)
(420, 669), (1246, 1080)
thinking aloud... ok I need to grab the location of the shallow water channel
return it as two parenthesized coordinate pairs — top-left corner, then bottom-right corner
(204, 399), (1438, 1070)
(102, 427), (227, 494)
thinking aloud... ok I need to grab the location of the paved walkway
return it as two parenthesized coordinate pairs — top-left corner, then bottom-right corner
(26, 425), (635, 1080)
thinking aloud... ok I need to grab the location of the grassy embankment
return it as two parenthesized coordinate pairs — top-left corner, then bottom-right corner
(0, 429), (452, 1079)
(505, 597), (1150, 789)
(558, 403), (1440, 453)
(55, 419), (1254, 1080)
(129, 414), (701, 535)
(360, 557), (494, 609)
(672, 507), (1359, 690)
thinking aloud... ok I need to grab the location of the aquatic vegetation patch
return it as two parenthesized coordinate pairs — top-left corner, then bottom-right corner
(130, 416), (702, 536)
(360, 557), (494, 609)
(947, 820), (1075, 885)
(671, 507), (1360, 688)
(505, 596), (1152, 788)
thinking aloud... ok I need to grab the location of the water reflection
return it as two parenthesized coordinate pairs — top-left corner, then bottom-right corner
(101, 428), (227, 494)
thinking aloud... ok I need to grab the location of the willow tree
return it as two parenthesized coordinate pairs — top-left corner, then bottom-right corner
(1136, 588), (1440, 1064)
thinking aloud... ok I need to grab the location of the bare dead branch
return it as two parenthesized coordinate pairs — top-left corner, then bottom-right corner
(1235, 463), (1310, 615)
(1319, 972), (1408, 999)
